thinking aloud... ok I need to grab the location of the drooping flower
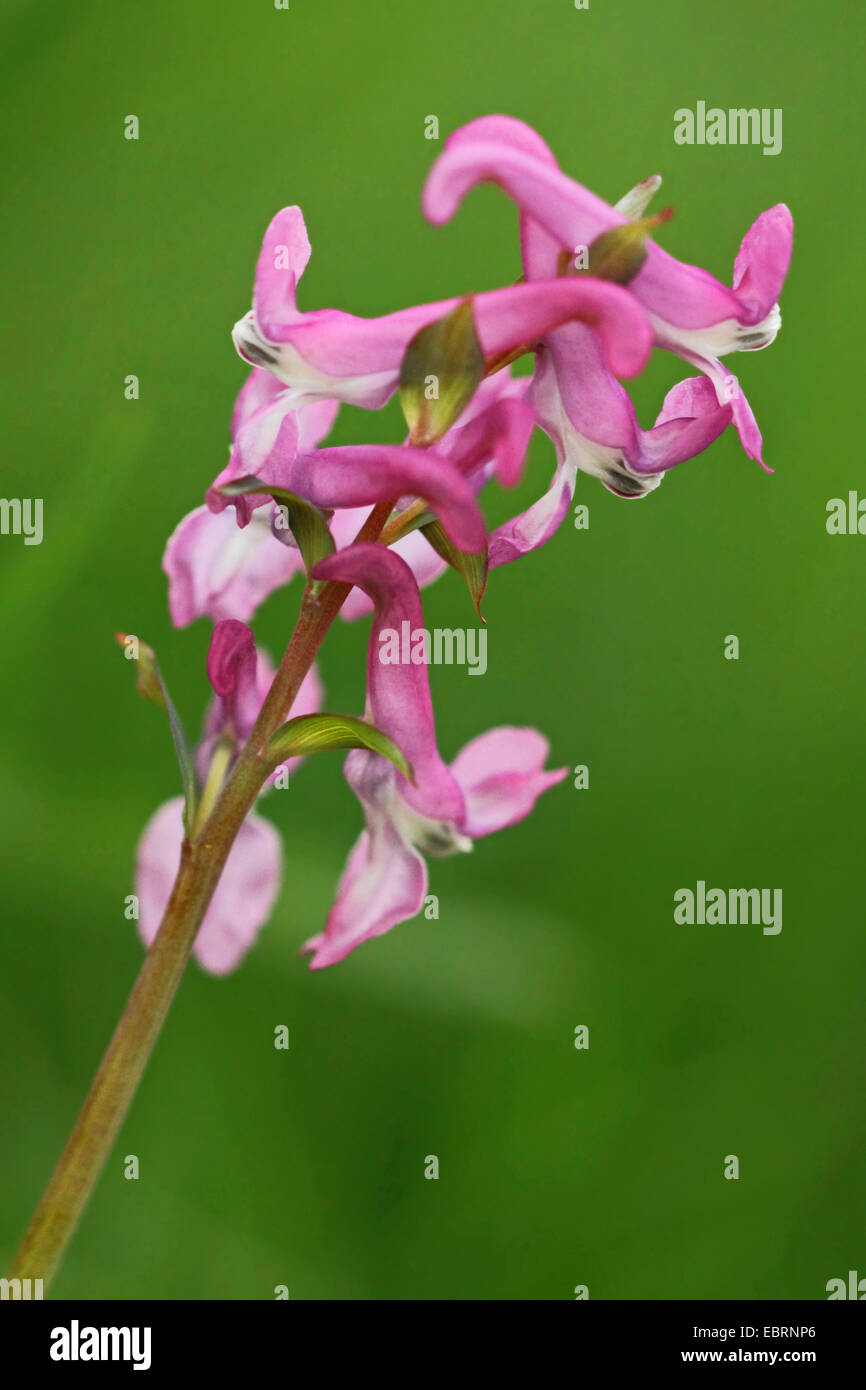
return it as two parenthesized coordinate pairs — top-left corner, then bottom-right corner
(303, 544), (566, 968)
(135, 621), (322, 975)
(136, 798), (282, 976)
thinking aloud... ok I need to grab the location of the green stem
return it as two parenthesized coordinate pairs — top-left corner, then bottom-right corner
(8, 500), (394, 1292)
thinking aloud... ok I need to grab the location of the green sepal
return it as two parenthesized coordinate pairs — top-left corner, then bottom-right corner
(399, 299), (485, 447)
(582, 208), (674, 285)
(116, 633), (198, 831)
(420, 518), (488, 620)
(266, 713), (414, 783)
(216, 476), (336, 573)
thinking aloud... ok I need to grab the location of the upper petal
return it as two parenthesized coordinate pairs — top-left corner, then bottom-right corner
(450, 726), (567, 837)
(287, 444), (487, 555)
(253, 206), (312, 341)
(423, 124), (786, 331)
(313, 544), (465, 826)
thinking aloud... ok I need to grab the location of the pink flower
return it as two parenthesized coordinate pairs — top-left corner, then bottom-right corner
(136, 798), (282, 976)
(208, 367), (338, 525)
(230, 204), (651, 411)
(423, 115), (792, 354)
(421, 116), (792, 533)
(163, 504), (305, 628)
(303, 544), (566, 968)
(135, 621), (322, 975)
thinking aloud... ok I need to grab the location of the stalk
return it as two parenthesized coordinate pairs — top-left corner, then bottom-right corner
(7, 500), (393, 1291)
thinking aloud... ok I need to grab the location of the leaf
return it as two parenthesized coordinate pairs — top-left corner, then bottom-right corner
(266, 713), (414, 783)
(420, 518), (488, 619)
(116, 633), (198, 830)
(216, 476), (335, 573)
(399, 299), (485, 447)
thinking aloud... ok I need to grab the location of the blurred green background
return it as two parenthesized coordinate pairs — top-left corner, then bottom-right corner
(1, 0), (862, 1300)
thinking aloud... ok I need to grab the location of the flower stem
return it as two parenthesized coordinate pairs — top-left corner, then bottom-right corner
(8, 499), (394, 1292)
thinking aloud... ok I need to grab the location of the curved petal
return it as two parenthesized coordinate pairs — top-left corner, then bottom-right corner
(302, 813), (427, 970)
(231, 367), (283, 439)
(423, 120), (788, 331)
(209, 390), (339, 526)
(313, 545), (465, 825)
(633, 375), (733, 475)
(732, 204), (793, 322)
(450, 727), (567, 837)
(233, 272), (651, 405)
(288, 444), (487, 555)
(135, 798), (282, 976)
(207, 619), (257, 702)
(253, 205), (312, 340)
(675, 349), (767, 469)
(341, 527), (449, 620)
(444, 393), (535, 487)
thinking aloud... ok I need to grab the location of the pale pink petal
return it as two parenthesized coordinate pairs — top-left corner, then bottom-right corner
(135, 798), (282, 976)
(163, 506), (304, 627)
(450, 727), (567, 837)
(302, 811), (427, 970)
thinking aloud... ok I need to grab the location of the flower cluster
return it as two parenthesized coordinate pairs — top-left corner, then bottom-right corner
(137, 115), (792, 973)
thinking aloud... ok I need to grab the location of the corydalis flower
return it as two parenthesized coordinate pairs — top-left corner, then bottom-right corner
(164, 367), (337, 626)
(136, 622), (321, 974)
(303, 544), (566, 968)
(230, 203), (652, 411)
(422, 115), (792, 511)
(423, 115), (792, 358)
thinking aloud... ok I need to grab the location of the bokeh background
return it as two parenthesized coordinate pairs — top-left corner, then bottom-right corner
(1, 0), (862, 1300)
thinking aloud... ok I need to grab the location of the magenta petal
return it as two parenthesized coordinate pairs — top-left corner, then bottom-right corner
(313, 544), (465, 825)
(677, 351), (767, 468)
(423, 124), (779, 331)
(632, 375), (732, 475)
(136, 798), (282, 976)
(253, 206), (311, 340)
(208, 390), (339, 526)
(341, 528), (449, 620)
(445, 394), (535, 487)
(231, 368), (284, 439)
(488, 459), (576, 568)
(207, 619), (257, 700)
(207, 405), (300, 524)
(472, 277), (651, 379)
(288, 444), (487, 554)
(732, 205), (794, 321)
(450, 727), (567, 837)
